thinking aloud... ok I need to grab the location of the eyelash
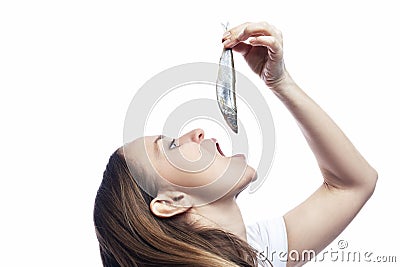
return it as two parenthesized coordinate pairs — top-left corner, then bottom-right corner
(169, 138), (178, 150)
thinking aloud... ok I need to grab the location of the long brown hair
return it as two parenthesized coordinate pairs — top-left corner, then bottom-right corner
(93, 149), (262, 266)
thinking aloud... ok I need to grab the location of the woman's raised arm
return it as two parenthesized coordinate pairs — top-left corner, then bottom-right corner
(223, 21), (378, 266)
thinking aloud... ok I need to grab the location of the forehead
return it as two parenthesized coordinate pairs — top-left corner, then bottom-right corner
(122, 135), (159, 161)
(121, 135), (165, 177)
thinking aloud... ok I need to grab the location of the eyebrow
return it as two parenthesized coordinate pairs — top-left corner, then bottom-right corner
(153, 135), (164, 158)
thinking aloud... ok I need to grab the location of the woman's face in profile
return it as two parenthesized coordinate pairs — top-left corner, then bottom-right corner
(123, 129), (257, 198)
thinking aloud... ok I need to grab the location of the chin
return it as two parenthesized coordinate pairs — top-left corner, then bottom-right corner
(246, 164), (257, 182)
(250, 169), (258, 182)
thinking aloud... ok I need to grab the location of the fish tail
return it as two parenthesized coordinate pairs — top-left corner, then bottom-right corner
(221, 22), (229, 31)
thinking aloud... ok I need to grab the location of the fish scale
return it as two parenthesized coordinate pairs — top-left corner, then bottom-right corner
(216, 36), (238, 133)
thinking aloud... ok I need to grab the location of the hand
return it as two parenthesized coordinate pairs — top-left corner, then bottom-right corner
(222, 21), (288, 90)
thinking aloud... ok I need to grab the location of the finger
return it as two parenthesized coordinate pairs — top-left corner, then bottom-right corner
(249, 36), (283, 57)
(231, 42), (252, 56)
(223, 21), (282, 48)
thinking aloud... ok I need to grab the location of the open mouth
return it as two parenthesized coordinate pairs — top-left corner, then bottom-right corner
(216, 142), (225, 156)
(211, 138), (245, 160)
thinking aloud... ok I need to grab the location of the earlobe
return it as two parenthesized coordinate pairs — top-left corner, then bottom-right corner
(150, 193), (191, 218)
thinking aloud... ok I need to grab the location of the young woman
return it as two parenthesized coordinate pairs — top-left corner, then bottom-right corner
(93, 21), (377, 267)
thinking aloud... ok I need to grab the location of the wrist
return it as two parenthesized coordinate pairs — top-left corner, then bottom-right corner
(266, 70), (296, 94)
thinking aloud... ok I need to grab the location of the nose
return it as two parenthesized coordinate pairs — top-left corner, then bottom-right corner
(177, 128), (205, 145)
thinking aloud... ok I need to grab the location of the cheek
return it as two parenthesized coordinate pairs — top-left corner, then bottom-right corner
(154, 156), (252, 189)
(161, 145), (217, 175)
(154, 157), (227, 188)
(159, 166), (223, 187)
(178, 145), (202, 161)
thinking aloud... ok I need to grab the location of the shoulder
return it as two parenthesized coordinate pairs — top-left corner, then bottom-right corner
(246, 217), (288, 267)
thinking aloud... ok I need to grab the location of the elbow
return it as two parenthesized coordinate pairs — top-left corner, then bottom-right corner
(364, 167), (378, 198)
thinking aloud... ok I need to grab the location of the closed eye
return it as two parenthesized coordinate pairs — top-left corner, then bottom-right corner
(169, 138), (179, 150)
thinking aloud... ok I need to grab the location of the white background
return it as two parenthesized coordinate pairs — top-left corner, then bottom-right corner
(1, 1), (399, 266)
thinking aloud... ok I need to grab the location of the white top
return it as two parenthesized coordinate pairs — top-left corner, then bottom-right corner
(246, 217), (288, 267)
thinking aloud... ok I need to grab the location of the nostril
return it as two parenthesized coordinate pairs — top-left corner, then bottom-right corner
(187, 129), (205, 143)
(197, 130), (204, 141)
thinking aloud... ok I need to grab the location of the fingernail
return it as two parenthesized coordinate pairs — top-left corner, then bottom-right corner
(222, 39), (232, 47)
(221, 31), (232, 44)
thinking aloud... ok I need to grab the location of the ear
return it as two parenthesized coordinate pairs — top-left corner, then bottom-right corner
(150, 192), (192, 218)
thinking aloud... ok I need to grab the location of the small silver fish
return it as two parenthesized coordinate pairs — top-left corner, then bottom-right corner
(216, 24), (238, 133)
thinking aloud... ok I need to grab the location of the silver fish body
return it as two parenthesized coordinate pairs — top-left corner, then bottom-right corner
(216, 47), (238, 133)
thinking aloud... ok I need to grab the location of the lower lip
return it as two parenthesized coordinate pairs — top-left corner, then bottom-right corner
(232, 154), (246, 159)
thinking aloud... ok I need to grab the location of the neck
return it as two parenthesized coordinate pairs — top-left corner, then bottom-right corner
(188, 197), (247, 241)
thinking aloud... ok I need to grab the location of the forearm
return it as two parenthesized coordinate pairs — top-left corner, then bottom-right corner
(272, 72), (377, 192)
